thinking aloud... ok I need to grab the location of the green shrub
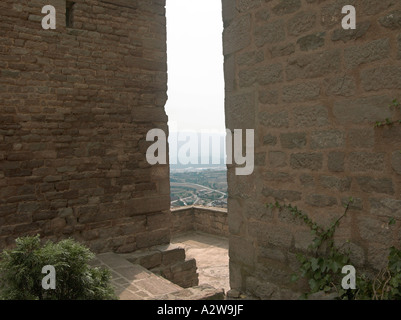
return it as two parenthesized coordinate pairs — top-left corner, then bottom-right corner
(0, 235), (117, 300)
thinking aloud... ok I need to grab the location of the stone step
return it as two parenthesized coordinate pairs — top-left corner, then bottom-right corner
(93, 252), (224, 300)
(94, 252), (182, 300)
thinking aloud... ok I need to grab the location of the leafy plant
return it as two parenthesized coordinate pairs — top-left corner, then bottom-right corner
(268, 200), (401, 300)
(0, 235), (117, 300)
(375, 98), (401, 128)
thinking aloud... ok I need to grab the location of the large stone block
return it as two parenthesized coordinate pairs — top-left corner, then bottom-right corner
(333, 96), (392, 124)
(356, 177), (394, 195)
(272, 0), (301, 16)
(370, 198), (401, 219)
(349, 152), (385, 172)
(310, 130), (345, 149)
(348, 129), (375, 148)
(325, 75), (356, 97)
(229, 236), (255, 267)
(226, 92), (255, 129)
(254, 20), (286, 47)
(259, 111), (289, 128)
(321, 0), (356, 27)
(306, 194), (337, 207)
(361, 66), (401, 91)
(379, 10), (401, 29)
(223, 14), (251, 54)
(297, 32), (325, 51)
(331, 21), (371, 42)
(320, 176), (352, 192)
(282, 81), (321, 103)
(268, 151), (287, 168)
(344, 39), (390, 69)
(262, 186), (302, 202)
(286, 50), (341, 81)
(280, 132), (307, 149)
(293, 105), (328, 127)
(287, 11), (316, 36)
(391, 151), (401, 174)
(290, 153), (323, 170)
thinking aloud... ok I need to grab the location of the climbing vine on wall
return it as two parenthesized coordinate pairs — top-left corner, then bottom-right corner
(375, 99), (401, 128)
(268, 201), (401, 300)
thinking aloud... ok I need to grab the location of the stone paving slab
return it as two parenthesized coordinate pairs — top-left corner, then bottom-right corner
(96, 252), (182, 300)
(171, 232), (229, 294)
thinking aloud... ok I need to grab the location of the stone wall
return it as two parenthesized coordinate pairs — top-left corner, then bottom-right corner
(171, 206), (229, 237)
(222, 0), (401, 299)
(0, 0), (170, 253)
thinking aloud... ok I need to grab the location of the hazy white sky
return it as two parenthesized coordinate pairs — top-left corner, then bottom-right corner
(165, 0), (225, 134)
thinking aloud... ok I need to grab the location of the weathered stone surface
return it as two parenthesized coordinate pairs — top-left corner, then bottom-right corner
(263, 134), (278, 146)
(333, 96), (392, 124)
(0, 0), (171, 253)
(287, 11), (316, 36)
(223, 14), (251, 54)
(263, 171), (294, 183)
(254, 20), (286, 47)
(306, 194), (337, 207)
(236, 0), (261, 12)
(321, 0), (356, 27)
(310, 130), (345, 149)
(356, 177), (394, 195)
(398, 34), (401, 59)
(272, 0), (301, 16)
(391, 151), (401, 174)
(249, 222), (293, 248)
(361, 66), (401, 91)
(344, 39), (390, 68)
(290, 153), (323, 170)
(229, 236), (255, 267)
(280, 132), (307, 149)
(349, 152), (385, 172)
(379, 10), (401, 29)
(370, 198), (401, 219)
(300, 174), (315, 188)
(293, 105), (328, 127)
(259, 89), (279, 104)
(259, 111), (289, 128)
(282, 81), (321, 102)
(268, 151), (287, 168)
(237, 50), (264, 66)
(325, 75), (356, 97)
(262, 186), (302, 202)
(360, 0), (396, 15)
(297, 32), (325, 51)
(270, 43), (295, 58)
(286, 50), (341, 80)
(331, 21), (371, 42)
(328, 152), (345, 172)
(226, 92), (255, 129)
(358, 217), (393, 244)
(348, 129), (375, 148)
(320, 176), (352, 192)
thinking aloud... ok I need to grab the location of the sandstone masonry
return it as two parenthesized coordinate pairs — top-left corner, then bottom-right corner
(0, 0), (170, 253)
(223, 0), (401, 299)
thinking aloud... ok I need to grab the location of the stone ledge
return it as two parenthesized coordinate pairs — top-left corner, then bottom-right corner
(120, 243), (199, 288)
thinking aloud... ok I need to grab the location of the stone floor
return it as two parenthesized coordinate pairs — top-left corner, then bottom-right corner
(93, 232), (229, 300)
(171, 232), (230, 294)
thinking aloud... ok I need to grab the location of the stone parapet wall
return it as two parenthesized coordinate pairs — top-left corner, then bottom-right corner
(0, 0), (170, 253)
(171, 206), (229, 237)
(222, 0), (401, 299)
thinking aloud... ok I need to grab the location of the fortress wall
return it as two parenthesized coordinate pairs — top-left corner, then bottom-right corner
(0, 0), (170, 253)
(222, 0), (401, 298)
